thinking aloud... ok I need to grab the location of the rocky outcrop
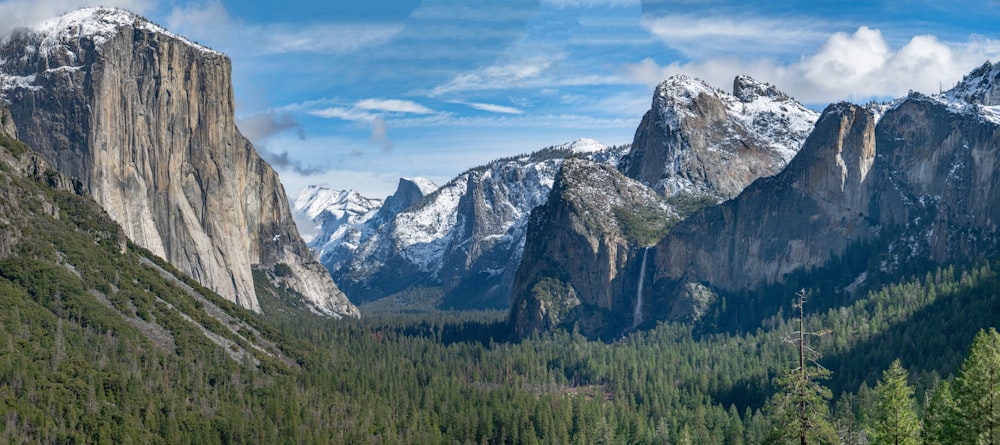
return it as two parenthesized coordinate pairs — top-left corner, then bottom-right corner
(0, 103), (16, 139)
(620, 75), (818, 199)
(510, 158), (673, 337)
(653, 103), (879, 296)
(0, 8), (357, 317)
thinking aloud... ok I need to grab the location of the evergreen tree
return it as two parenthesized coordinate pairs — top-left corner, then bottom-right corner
(766, 290), (838, 444)
(868, 359), (920, 445)
(923, 380), (959, 445)
(954, 328), (1000, 444)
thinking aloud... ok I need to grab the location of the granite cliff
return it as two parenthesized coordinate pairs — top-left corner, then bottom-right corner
(642, 62), (1000, 326)
(510, 76), (816, 337)
(0, 8), (357, 317)
(510, 158), (673, 337)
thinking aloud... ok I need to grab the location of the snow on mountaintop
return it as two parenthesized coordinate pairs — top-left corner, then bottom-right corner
(294, 186), (382, 221)
(926, 61), (1000, 126)
(293, 186), (382, 243)
(404, 177), (439, 196)
(654, 74), (819, 163)
(555, 138), (607, 154)
(33, 7), (221, 56)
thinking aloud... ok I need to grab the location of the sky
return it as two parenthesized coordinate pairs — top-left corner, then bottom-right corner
(2, 0), (1000, 198)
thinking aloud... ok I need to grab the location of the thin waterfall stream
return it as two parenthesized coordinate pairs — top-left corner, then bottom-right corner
(633, 247), (649, 328)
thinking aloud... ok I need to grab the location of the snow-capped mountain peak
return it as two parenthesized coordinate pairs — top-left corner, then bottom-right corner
(556, 138), (607, 154)
(33, 7), (220, 56)
(944, 61), (1000, 107)
(293, 186), (382, 245)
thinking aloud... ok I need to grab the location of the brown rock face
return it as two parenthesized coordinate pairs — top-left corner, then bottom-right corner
(509, 158), (673, 337)
(0, 8), (357, 317)
(654, 103), (879, 294)
(621, 75), (818, 199)
(653, 75), (1000, 317)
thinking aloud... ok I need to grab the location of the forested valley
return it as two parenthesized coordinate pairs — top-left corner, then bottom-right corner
(2, 134), (1000, 444)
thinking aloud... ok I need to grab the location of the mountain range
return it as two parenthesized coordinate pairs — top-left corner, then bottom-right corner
(5, 7), (1000, 342)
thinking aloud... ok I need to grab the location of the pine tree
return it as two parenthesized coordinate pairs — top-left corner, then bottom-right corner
(868, 359), (920, 445)
(766, 290), (838, 444)
(954, 328), (1000, 444)
(923, 380), (959, 445)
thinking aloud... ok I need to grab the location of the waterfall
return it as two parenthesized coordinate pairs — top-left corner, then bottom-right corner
(633, 247), (649, 328)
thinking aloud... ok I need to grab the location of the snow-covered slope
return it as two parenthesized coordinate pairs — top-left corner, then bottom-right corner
(622, 75), (819, 199)
(307, 139), (629, 308)
(293, 186), (383, 244)
(1, 7), (217, 96)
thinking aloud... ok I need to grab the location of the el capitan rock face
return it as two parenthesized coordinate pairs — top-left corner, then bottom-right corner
(0, 8), (357, 317)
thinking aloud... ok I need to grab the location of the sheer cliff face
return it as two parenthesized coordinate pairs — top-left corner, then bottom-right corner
(510, 158), (672, 337)
(653, 103), (879, 294)
(0, 8), (357, 317)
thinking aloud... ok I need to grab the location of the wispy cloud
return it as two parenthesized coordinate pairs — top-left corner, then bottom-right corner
(460, 102), (524, 114)
(428, 55), (624, 97)
(310, 98), (436, 122)
(165, 1), (403, 56)
(640, 14), (829, 58)
(370, 116), (392, 152)
(389, 113), (635, 130)
(355, 99), (434, 114)
(542, 0), (640, 7)
(237, 111), (304, 144)
(627, 25), (1000, 104)
(309, 107), (378, 122)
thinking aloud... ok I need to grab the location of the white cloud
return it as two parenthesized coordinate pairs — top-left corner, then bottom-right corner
(640, 14), (828, 58)
(309, 107), (378, 122)
(0, 0), (153, 37)
(355, 99), (434, 114)
(310, 98), (436, 122)
(164, 1), (402, 56)
(430, 58), (553, 96)
(626, 26), (1000, 104)
(462, 102), (524, 114)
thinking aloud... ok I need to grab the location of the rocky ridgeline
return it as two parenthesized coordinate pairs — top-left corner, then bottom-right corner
(0, 8), (357, 317)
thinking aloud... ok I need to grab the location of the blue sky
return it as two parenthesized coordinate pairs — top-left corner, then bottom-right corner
(3, 0), (1000, 197)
